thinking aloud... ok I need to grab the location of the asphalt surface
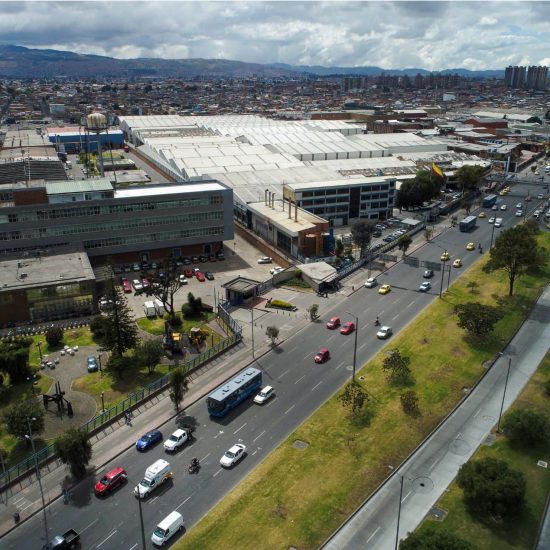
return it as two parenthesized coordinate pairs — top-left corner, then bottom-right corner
(3, 178), (549, 550)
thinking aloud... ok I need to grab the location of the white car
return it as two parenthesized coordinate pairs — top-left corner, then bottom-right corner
(538, 194), (544, 199)
(500, 204), (507, 210)
(178, 275), (188, 285)
(491, 204), (498, 211)
(419, 282), (431, 292)
(163, 429), (189, 452)
(257, 256), (272, 264)
(270, 266), (284, 275)
(364, 277), (377, 288)
(494, 218), (503, 228)
(488, 217), (495, 224)
(132, 279), (143, 291)
(253, 386), (274, 404)
(516, 202), (522, 209)
(515, 210), (523, 217)
(220, 443), (247, 468)
(376, 326), (393, 339)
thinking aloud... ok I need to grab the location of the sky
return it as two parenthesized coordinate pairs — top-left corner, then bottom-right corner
(0, 1), (549, 71)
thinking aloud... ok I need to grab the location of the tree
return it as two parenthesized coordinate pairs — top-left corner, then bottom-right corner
(339, 381), (369, 417)
(135, 339), (165, 375)
(307, 304), (319, 321)
(135, 262), (182, 322)
(466, 281), (479, 294)
(382, 349), (413, 385)
(54, 428), (92, 479)
(103, 283), (138, 356)
(397, 234), (412, 257)
(454, 302), (503, 337)
(457, 457), (525, 518)
(502, 409), (549, 446)
(106, 353), (134, 380)
(396, 170), (442, 210)
(45, 326), (64, 347)
(401, 390), (420, 417)
(351, 220), (375, 258)
(483, 225), (545, 296)
(89, 315), (110, 342)
(400, 528), (475, 550)
(461, 199), (473, 214)
(4, 400), (45, 440)
(266, 326), (279, 344)
(455, 165), (485, 193)
(0, 338), (32, 383)
(169, 367), (188, 412)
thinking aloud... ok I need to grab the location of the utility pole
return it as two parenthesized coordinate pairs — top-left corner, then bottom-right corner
(497, 356), (512, 433)
(26, 418), (48, 543)
(346, 312), (359, 382)
(251, 306), (255, 358)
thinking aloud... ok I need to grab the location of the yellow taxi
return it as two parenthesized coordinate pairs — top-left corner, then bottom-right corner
(466, 242), (475, 251)
(478, 211), (486, 218)
(440, 251), (450, 261)
(453, 258), (462, 268)
(378, 284), (391, 295)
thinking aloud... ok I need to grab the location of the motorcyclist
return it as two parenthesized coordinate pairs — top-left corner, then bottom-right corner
(375, 316), (380, 326)
(191, 457), (199, 468)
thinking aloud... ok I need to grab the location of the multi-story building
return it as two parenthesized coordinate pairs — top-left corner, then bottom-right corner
(0, 178), (234, 265)
(505, 65), (547, 90)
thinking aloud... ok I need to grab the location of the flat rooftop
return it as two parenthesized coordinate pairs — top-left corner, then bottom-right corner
(285, 175), (396, 191)
(0, 250), (95, 292)
(114, 181), (227, 199)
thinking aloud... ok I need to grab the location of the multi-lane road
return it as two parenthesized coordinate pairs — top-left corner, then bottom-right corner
(4, 180), (548, 550)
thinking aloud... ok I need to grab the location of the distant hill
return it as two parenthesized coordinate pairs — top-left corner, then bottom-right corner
(0, 44), (504, 79)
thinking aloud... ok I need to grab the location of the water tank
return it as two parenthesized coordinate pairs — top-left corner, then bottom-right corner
(87, 112), (107, 130)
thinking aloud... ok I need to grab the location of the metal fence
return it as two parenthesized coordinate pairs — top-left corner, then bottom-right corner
(0, 318), (243, 490)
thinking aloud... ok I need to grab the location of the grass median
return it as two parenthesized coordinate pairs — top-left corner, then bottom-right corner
(412, 351), (550, 549)
(175, 231), (550, 550)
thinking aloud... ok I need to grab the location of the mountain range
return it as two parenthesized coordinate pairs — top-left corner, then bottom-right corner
(0, 44), (504, 79)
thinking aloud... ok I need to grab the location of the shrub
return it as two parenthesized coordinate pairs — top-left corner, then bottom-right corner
(502, 408), (549, 446)
(45, 326), (64, 347)
(169, 315), (182, 328)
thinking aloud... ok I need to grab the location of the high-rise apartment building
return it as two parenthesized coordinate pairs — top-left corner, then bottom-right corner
(505, 65), (547, 90)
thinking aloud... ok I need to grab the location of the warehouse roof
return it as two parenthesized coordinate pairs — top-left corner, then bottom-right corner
(46, 178), (113, 195)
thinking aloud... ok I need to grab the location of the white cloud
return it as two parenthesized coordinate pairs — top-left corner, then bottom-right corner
(0, 1), (547, 71)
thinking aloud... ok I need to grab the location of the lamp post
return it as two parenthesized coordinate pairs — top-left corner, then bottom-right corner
(346, 311), (359, 383)
(497, 355), (512, 433)
(97, 352), (102, 376)
(37, 341), (43, 362)
(26, 417), (48, 543)
(388, 465), (404, 550)
(439, 250), (447, 298)
(489, 219), (497, 249)
(250, 306), (255, 358)
(100, 392), (105, 414)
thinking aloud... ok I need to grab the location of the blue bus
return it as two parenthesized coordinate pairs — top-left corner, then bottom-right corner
(206, 367), (263, 417)
(459, 215), (477, 232)
(482, 194), (498, 208)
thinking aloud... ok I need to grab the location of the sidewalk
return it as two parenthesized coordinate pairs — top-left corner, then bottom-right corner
(0, 211), (459, 539)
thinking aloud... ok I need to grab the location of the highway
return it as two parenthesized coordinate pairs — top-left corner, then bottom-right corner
(3, 179), (548, 550)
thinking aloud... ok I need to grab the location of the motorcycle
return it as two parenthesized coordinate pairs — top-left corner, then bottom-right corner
(188, 459), (200, 474)
(374, 318), (380, 326)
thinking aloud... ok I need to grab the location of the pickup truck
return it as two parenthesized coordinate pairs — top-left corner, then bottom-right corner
(42, 528), (80, 550)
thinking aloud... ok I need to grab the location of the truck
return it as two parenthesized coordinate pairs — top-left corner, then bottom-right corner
(42, 528), (80, 550)
(143, 301), (156, 317)
(134, 459), (172, 498)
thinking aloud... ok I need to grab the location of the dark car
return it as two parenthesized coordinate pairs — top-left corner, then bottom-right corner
(191, 256), (200, 263)
(182, 257), (192, 265)
(87, 356), (98, 373)
(200, 255), (208, 263)
(184, 268), (194, 278)
(136, 430), (163, 451)
(205, 272), (215, 280)
(216, 251), (225, 260)
(208, 255), (216, 262)
(423, 269), (434, 278)
(94, 467), (127, 496)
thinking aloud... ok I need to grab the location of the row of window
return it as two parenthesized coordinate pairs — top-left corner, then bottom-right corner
(1, 195), (224, 224)
(299, 184), (392, 198)
(0, 211), (224, 241)
(84, 225), (224, 250)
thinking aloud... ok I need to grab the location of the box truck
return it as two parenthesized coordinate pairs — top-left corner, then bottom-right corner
(134, 459), (172, 498)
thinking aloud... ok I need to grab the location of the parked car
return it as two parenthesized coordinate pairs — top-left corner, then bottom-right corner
(87, 356), (98, 373)
(314, 348), (330, 363)
(254, 386), (274, 404)
(216, 251), (225, 260)
(182, 257), (192, 265)
(500, 204), (507, 210)
(136, 430), (163, 451)
(220, 443), (247, 468)
(478, 211), (486, 218)
(258, 256), (273, 264)
(200, 255), (208, 263)
(326, 316), (341, 329)
(270, 266), (284, 275)
(132, 263), (140, 271)
(364, 277), (377, 288)
(141, 277), (150, 288)
(121, 279), (132, 293)
(376, 326), (393, 339)
(184, 268), (194, 278)
(466, 242), (475, 251)
(195, 271), (206, 282)
(132, 279), (143, 291)
(205, 272), (215, 281)
(453, 259), (462, 268)
(179, 275), (188, 285)
(94, 467), (127, 496)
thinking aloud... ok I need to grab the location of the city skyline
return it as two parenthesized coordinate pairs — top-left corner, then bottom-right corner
(0, 1), (549, 71)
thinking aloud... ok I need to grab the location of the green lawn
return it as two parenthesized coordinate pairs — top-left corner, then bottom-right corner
(29, 327), (96, 367)
(175, 232), (550, 550)
(412, 352), (550, 549)
(137, 312), (217, 337)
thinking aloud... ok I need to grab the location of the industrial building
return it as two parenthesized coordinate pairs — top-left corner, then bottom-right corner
(47, 126), (124, 153)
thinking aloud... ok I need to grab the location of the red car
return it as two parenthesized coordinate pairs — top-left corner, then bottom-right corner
(184, 268), (194, 278)
(195, 271), (205, 282)
(121, 278), (132, 293)
(94, 466), (127, 496)
(141, 277), (150, 288)
(314, 348), (330, 363)
(340, 322), (355, 335)
(326, 316), (341, 330)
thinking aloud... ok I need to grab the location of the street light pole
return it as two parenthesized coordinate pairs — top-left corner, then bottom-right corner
(439, 251), (447, 298)
(26, 417), (49, 543)
(97, 352), (102, 376)
(388, 465), (404, 550)
(497, 356), (512, 433)
(251, 306), (255, 358)
(137, 494), (147, 550)
(346, 312), (359, 383)
(489, 220), (496, 249)
(37, 341), (43, 362)
(100, 392), (105, 414)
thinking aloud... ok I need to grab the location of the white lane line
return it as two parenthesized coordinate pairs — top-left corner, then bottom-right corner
(279, 369), (289, 378)
(149, 495), (159, 504)
(303, 352), (311, 360)
(253, 430), (266, 443)
(311, 381), (323, 391)
(359, 342), (368, 351)
(233, 422), (247, 435)
(20, 501), (34, 511)
(128, 544), (138, 550)
(336, 361), (345, 370)
(252, 450), (258, 456)
(473, 407), (482, 418)
(327, 334), (336, 342)
(201, 452), (211, 462)
(366, 526), (381, 544)
(295, 375), (306, 384)
(97, 530), (118, 547)
(406, 300), (415, 308)
(213, 468), (223, 477)
(429, 456), (442, 472)
(401, 490), (412, 503)
(175, 495), (192, 511)
(284, 404), (296, 415)
(391, 314), (399, 321)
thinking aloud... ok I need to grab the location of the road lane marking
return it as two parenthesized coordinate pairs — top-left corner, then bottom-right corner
(406, 300), (415, 308)
(429, 457), (442, 472)
(287, 346), (297, 353)
(253, 430), (266, 443)
(473, 407), (481, 418)
(252, 450), (258, 456)
(359, 342), (368, 351)
(391, 314), (399, 321)
(336, 361), (345, 369)
(128, 545), (138, 550)
(284, 404), (296, 415)
(97, 530), (118, 547)
(295, 375), (306, 384)
(213, 468), (223, 477)
(303, 352), (311, 360)
(279, 369), (289, 378)
(233, 423), (247, 435)
(201, 452), (211, 461)
(20, 501), (34, 511)
(175, 495), (192, 510)
(311, 381), (323, 391)
(401, 490), (412, 503)
(149, 495), (159, 503)
(366, 526), (381, 544)
(327, 334), (336, 342)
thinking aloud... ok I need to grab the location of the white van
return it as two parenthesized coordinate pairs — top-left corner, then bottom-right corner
(151, 511), (184, 546)
(154, 299), (165, 316)
(134, 459), (172, 498)
(143, 301), (156, 318)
